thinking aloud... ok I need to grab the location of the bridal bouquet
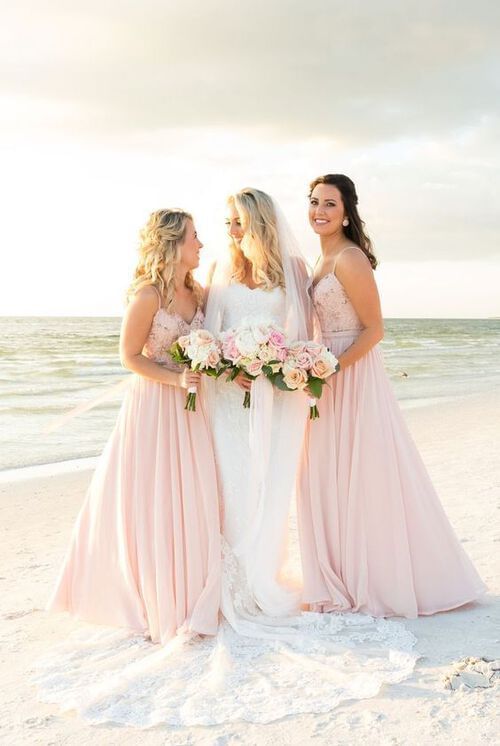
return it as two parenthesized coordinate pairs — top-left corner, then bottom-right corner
(268, 341), (339, 419)
(219, 321), (288, 408)
(169, 329), (223, 411)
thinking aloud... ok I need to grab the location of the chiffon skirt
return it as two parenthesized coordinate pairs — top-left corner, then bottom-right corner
(298, 330), (486, 618)
(48, 375), (221, 644)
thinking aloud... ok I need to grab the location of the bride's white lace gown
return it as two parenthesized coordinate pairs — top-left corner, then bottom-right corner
(212, 283), (309, 629)
(34, 283), (419, 727)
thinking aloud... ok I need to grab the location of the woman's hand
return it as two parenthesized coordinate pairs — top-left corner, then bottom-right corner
(232, 371), (253, 391)
(179, 369), (202, 389)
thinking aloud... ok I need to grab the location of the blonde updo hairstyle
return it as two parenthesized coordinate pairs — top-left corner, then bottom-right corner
(127, 208), (201, 309)
(228, 188), (285, 290)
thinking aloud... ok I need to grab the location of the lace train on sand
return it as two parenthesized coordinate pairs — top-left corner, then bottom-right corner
(34, 610), (417, 727)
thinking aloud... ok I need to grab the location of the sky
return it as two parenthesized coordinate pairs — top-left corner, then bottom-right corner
(1, 0), (499, 317)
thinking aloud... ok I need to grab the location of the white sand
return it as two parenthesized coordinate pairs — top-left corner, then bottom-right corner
(1, 391), (499, 745)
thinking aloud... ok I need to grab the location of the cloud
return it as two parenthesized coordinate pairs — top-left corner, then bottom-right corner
(0, 0), (498, 277)
(1, 0), (499, 143)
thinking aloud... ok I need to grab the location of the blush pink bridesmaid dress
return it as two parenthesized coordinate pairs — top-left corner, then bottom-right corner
(298, 249), (486, 618)
(48, 297), (221, 644)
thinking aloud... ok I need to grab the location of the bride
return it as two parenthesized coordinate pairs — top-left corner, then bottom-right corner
(205, 187), (312, 631)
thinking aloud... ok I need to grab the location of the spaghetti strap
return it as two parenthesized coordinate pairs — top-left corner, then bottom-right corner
(332, 246), (359, 273)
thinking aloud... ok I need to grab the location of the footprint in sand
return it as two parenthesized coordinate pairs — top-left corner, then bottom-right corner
(3, 609), (37, 620)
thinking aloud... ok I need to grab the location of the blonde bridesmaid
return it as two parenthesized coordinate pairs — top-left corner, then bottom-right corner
(298, 174), (486, 618)
(48, 209), (221, 643)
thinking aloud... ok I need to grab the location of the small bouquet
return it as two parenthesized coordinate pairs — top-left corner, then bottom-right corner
(219, 321), (288, 408)
(169, 329), (223, 411)
(268, 341), (339, 419)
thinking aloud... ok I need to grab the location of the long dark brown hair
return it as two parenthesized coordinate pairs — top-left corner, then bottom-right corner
(309, 174), (377, 269)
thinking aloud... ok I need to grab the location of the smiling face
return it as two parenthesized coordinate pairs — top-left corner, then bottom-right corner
(225, 202), (245, 247)
(308, 183), (346, 237)
(178, 219), (203, 270)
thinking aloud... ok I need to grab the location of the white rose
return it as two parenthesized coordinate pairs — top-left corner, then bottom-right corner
(252, 324), (271, 345)
(235, 330), (260, 358)
(258, 344), (276, 363)
(188, 344), (211, 366)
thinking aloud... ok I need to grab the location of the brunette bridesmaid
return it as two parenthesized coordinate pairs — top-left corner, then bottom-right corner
(298, 174), (486, 618)
(48, 209), (221, 643)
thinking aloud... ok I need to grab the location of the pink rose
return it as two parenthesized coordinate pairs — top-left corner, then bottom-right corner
(177, 335), (190, 350)
(304, 342), (323, 359)
(206, 349), (221, 368)
(295, 351), (313, 370)
(195, 329), (215, 346)
(269, 330), (286, 348)
(245, 359), (264, 377)
(222, 337), (240, 363)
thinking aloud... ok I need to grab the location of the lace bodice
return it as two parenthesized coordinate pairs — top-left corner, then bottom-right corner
(220, 284), (286, 330)
(312, 272), (363, 334)
(143, 307), (204, 370)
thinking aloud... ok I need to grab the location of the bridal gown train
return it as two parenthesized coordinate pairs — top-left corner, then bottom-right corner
(34, 284), (419, 727)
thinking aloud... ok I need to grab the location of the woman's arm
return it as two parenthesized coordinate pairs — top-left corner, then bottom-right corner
(119, 286), (200, 389)
(334, 248), (384, 370)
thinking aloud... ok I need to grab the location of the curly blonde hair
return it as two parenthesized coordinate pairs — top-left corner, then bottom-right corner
(228, 188), (285, 290)
(127, 208), (201, 308)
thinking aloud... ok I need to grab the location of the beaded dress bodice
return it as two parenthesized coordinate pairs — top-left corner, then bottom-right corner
(143, 307), (204, 370)
(312, 272), (363, 334)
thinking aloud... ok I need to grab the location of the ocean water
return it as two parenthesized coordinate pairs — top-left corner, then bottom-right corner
(0, 316), (499, 472)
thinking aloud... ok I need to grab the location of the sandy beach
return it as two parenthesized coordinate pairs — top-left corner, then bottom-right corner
(1, 391), (498, 745)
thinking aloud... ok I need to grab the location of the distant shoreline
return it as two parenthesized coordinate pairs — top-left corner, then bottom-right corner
(0, 456), (97, 484)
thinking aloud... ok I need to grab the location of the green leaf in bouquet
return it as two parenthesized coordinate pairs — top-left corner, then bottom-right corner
(307, 377), (324, 399)
(271, 372), (291, 391)
(168, 342), (189, 364)
(225, 366), (240, 382)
